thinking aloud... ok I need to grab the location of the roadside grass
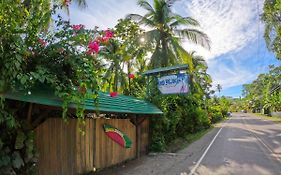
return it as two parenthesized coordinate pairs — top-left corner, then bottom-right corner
(166, 126), (214, 153)
(251, 113), (281, 122)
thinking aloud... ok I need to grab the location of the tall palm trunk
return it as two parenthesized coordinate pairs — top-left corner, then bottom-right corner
(161, 31), (169, 67)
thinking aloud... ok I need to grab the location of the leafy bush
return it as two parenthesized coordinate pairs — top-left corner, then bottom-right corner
(150, 95), (211, 151)
(0, 103), (37, 175)
(0, 2), (113, 174)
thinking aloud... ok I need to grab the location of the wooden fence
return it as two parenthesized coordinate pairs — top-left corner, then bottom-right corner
(93, 119), (136, 169)
(35, 117), (149, 175)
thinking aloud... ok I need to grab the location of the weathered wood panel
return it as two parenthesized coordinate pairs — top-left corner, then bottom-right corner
(140, 118), (150, 155)
(35, 117), (149, 174)
(35, 118), (94, 175)
(94, 119), (136, 170)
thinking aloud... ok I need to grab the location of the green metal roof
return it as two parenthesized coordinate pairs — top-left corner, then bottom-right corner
(142, 64), (188, 76)
(1, 87), (163, 115)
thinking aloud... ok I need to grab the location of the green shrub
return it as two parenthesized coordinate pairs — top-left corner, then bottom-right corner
(150, 95), (211, 151)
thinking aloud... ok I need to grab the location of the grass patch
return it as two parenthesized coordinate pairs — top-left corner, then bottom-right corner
(251, 113), (281, 122)
(166, 126), (214, 153)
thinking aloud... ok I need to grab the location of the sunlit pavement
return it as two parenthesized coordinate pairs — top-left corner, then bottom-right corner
(193, 113), (281, 175)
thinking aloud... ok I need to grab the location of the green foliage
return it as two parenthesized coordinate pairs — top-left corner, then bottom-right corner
(150, 95), (211, 152)
(0, 1), (108, 174)
(0, 0), (51, 92)
(242, 66), (281, 113)
(207, 96), (230, 123)
(0, 104), (37, 175)
(127, 0), (210, 68)
(101, 19), (150, 95)
(262, 0), (281, 60)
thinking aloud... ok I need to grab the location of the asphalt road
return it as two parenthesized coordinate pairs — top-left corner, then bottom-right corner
(96, 113), (281, 175)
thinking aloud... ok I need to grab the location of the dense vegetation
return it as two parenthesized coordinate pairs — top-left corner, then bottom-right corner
(0, 0), (229, 174)
(262, 0), (281, 60)
(241, 66), (281, 114)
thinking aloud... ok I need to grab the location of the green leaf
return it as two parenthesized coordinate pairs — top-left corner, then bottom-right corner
(15, 131), (26, 150)
(12, 151), (24, 169)
(0, 154), (11, 167)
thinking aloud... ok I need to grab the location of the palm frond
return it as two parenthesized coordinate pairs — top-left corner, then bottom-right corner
(175, 29), (211, 50)
(73, 0), (87, 9)
(177, 46), (194, 72)
(166, 0), (180, 7)
(149, 47), (163, 68)
(170, 15), (200, 27)
(126, 13), (156, 27)
(137, 0), (155, 13)
(126, 14), (144, 21)
(144, 29), (161, 42)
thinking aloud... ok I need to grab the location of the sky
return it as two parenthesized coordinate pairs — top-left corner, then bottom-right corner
(65, 0), (280, 97)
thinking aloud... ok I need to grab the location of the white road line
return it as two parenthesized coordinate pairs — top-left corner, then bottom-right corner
(188, 127), (223, 175)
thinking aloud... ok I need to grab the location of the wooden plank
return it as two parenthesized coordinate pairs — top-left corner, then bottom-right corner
(94, 118), (137, 169)
(93, 119), (97, 169)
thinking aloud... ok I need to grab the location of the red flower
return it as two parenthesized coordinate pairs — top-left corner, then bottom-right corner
(72, 24), (84, 31)
(98, 36), (109, 43)
(88, 41), (99, 54)
(104, 30), (114, 38)
(128, 73), (135, 79)
(64, 0), (71, 6)
(110, 92), (118, 97)
(38, 38), (47, 47)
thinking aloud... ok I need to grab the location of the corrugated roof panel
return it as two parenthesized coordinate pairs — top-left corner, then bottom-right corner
(1, 88), (162, 115)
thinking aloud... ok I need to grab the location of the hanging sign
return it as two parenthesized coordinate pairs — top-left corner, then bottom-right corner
(158, 73), (189, 94)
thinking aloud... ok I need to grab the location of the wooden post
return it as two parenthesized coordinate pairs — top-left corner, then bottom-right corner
(27, 103), (33, 126)
(136, 119), (141, 158)
(93, 118), (97, 169)
(136, 116), (146, 158)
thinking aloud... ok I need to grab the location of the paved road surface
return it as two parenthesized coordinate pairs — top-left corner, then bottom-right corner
(96, 113), (281, 175)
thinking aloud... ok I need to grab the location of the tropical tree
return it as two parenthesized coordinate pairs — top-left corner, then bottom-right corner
(127, 0), (210, 69)
(216, 84), (222, 97)
(242, 66), (281, 113)
(101, 19), (150, 94)
(190, 53), (212, 95)
(262, 0), (281, 60)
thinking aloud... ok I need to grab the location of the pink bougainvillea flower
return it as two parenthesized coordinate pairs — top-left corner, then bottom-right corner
(104, 30), (114, 38)
(128, 73), (135, 79)
(88, 41), (100, 54)
(110, 92), (118, 97)
(38, 38), (47, 47)
(72, 24), (84, 31)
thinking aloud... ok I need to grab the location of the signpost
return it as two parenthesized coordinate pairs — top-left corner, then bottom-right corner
(143, 64), (189, 95)
(158, 73), (189, 94)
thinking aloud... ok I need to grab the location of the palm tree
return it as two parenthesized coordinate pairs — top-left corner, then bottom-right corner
(216, 84), (222, 97)
(127, 0), (210, 69)
(191, 53), (212, 95)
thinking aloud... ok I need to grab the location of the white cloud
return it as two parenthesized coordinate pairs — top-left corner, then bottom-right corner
(208, 61), (257, 89)
(179, 0), (264, 60)
(68, 1), (146, 29)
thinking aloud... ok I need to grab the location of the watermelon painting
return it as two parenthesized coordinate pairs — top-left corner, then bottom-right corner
(103, 124), (132, 148)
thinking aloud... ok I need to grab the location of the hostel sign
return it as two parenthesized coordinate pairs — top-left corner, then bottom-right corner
(158, 73), (189, 94)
